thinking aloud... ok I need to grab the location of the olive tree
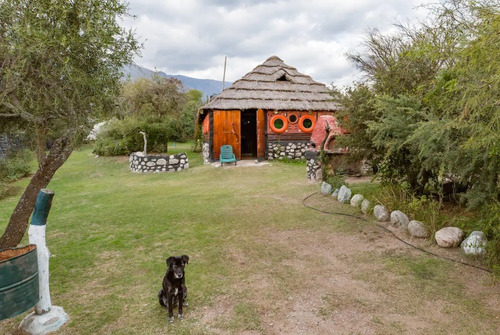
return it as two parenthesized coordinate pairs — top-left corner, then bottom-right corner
(0, 0), (140, 248)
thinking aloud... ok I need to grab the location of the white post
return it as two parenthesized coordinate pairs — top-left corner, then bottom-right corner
(29, 223), (52, 314)
(21, 189), (68, 334)
(139, 131), (147, 156)
(222, 56), (227, 91)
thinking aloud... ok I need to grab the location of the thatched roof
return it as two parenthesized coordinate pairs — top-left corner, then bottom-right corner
(199, 56), (340, 111)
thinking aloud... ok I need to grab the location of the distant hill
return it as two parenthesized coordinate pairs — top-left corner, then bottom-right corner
(121, 64), (231, 98)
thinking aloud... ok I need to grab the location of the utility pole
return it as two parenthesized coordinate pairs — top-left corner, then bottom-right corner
(222, 56), (227, 91)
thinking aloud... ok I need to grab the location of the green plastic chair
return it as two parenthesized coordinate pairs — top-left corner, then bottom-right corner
(220, 145), (237, 166)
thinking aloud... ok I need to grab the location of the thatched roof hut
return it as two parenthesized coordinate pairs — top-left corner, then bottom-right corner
(199, 56), (341, 162)
(200, 55), (339, 111)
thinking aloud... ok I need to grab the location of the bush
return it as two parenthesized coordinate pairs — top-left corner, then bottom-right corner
(93, 118), (171, 156)
(0, 149), (33, 182)
(478, 202), (500, 272)
(0, 149), (34, 199)
(323, 174), (345, 190)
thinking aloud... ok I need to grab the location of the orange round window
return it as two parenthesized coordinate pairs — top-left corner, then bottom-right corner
(299, 115), (316, 133)
(269, 115), (288, 133)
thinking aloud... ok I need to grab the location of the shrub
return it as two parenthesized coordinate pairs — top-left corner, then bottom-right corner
(0, 149), (34, 199)
(478, 202), (500, 272)
(323, 174), (345, 190)
(93, 118), (171, 156)
(0, 149), (33, 182)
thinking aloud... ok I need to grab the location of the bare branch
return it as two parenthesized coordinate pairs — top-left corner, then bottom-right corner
(0, 102), (35, 121)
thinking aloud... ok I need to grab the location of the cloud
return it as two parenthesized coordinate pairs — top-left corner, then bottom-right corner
(122, 0), (429, 86)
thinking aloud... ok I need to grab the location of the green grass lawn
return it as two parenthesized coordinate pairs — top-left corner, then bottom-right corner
(1, 143), (499, 334)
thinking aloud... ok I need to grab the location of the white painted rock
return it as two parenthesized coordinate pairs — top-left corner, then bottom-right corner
(373, 205), (389, 222)
(350, 194), (364, 207)
(361, 199), (371, 214)
(321, 182), (332, 195)
(461, 231), (487, 255)
(435, 227), (464, 248)
(390, 210), (410, 229)
(331, 188), (339, 199)
(408, 220), (429, 238)
(337, 185), (352, 203)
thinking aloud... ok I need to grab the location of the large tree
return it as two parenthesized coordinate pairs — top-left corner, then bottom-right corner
(119, 75), (186, 119)
(0, 0), (139, 248)
(334, 0), (499, 200)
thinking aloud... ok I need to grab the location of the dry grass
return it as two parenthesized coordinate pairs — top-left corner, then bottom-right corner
(1, 144), (499, 334)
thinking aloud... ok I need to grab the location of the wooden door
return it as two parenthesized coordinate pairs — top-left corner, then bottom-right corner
(213, 110), (241, 160)
(256, 109), (266, 158)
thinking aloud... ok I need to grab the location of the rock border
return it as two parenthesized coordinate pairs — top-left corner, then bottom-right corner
(318, 183), (484, 254)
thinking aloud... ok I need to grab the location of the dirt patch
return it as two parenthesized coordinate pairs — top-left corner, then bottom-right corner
(113, 156), (130, 163)
(206, 222), (500, 335)
(194, 295), (236, 325)
(0, 244), (35, 261)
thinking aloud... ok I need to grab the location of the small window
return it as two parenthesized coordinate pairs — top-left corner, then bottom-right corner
(273, 118), (284, 129)
(288, 114), (298, 123)
(298, 115), (316, 133)
(269, 115), (288, 133)
(302, 118), (313, 129)
(277, 74), (288, 82)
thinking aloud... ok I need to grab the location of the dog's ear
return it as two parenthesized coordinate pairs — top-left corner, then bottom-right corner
(181, 255), (189, 265)
(166, 256), (175, 266)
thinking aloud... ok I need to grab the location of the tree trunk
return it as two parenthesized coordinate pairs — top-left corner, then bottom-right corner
(35, 123), (47, 167)
(0, 134), (73, 249)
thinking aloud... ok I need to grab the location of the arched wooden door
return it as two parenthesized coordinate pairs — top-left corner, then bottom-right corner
(213, 110), (241, 160)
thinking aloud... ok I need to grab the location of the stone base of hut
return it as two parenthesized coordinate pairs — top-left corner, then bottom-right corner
(202, 142), (211, 165)
(129, 152), (189, 173)
(267, 141), (310, 160)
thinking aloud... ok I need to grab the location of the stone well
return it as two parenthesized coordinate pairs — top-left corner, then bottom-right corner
(129, 152), (189, 173)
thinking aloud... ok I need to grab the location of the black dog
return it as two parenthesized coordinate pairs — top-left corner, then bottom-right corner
(158, 255), (189, 323)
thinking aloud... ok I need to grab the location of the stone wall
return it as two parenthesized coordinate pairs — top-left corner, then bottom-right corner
(0, 134), (9, 159)
(202, 142), (210, 164)
(305, 150), (322, 181)
(267, 141), (310, 160)
(0, 133), (23, 160)
(129, 152), (189, 173)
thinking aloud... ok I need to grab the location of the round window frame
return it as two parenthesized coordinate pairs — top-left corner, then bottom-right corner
(288, 114), (298, 124)
(298, 115), (316, 133)
(269, 115), (289, 134)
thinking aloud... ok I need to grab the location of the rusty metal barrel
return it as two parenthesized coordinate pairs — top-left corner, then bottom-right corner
(0, 244), (39, 320)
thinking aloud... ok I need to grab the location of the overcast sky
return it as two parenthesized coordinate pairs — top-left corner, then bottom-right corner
(121, 0), (430, 87)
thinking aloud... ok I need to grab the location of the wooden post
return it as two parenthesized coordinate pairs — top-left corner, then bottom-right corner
(21, 189), (68, 334)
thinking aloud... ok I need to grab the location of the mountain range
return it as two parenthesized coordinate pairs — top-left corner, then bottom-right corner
(121, 64), (231, 98)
